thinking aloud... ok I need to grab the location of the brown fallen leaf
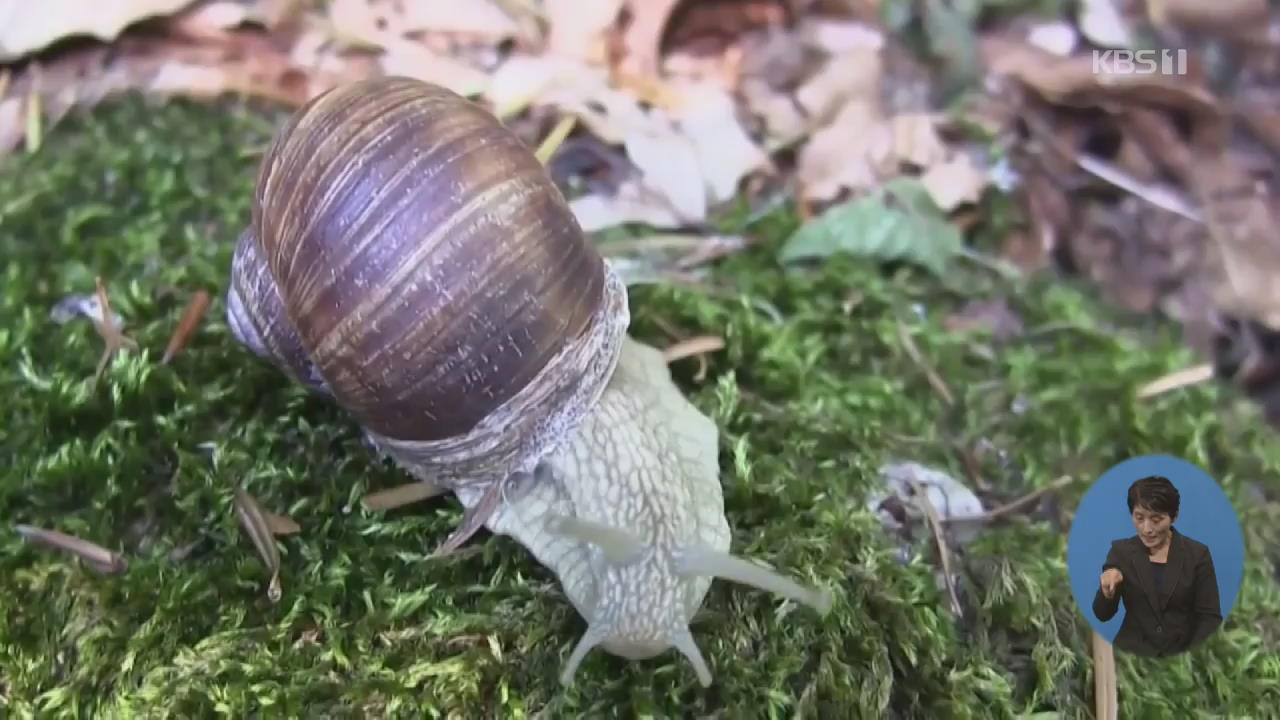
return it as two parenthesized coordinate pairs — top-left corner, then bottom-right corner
(797, 99), (889, 202)
(323, 0), (500, 95)
(920, 153), (989, 212)
(1187, 146), (1280, 330)
(980, 35), (1223, 132)
(616, 0), (683, 79)
(0, 0), (194, 62)
(1075, 0), (1134, 48)
(265, 510), (301, 536)
(232, 485), (284, 603)
(0, 29), (372, 154)
(1123, 107), (1195, 184)
(1150, 0), (1270, 40)
(542, 0), (624, 64)
(165, 0), (256, 42)
(327, 0), (520, 44)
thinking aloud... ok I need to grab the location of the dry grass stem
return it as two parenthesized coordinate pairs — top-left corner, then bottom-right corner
(897, 318), (955, 406)
(14, 524), (129, 574)
(161, 289), (210, 363)
(907, 476), (964, 616)
(1136, 363), (1214, 398)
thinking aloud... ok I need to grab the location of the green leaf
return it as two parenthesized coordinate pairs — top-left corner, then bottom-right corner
(778, 177), (964, 276)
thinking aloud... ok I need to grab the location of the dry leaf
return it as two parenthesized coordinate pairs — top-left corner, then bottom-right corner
(617, 0), (682, 78)
(888, 113), (948, 170)
(0, 25), (381, 153)
(667, 80), (772, 205)
(0, 0), (195, 62)
(796, 17), (884, 54)
(166, 0), (254, 41)
(543, 0), (624, 64)
(795, 45), (884, 127)
(376, 36), (490, 96)
(797, 100), (890, 202)
(1076, 0), (1133, 48)
(1189, 148), (1280, 329)
(1025, 21), (1078, 56)
(571, 175), (686, 232)
(327, 0), (519, 44)
(1151, 0), (1269, 38)
(920, 154), (989, 211)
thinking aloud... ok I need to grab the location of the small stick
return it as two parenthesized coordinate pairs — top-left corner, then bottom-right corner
(1136, 363), (1214, 398)
(907, 476), (964, 616)
(362, 481), (448, 511)
(664, 335), (724, 382)
(896, 318), (955, 406)
(91, 276), (138, 387)
(15, 524), (128, 574)
(949, 475), (1076, 524)
(1092, 629), (1118, 719)
(662, 335), (725, 364)
(161, 289), (210, 364)
(534, 114), (577, 165)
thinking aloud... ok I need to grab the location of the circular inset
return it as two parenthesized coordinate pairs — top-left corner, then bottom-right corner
(1066, 454), (1245, 658)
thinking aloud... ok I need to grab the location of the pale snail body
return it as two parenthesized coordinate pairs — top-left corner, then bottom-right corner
(469, 335), (833, 685)
(225, 76), (831, 686)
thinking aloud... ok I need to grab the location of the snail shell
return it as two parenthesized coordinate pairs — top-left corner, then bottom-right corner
(227, 76), (629, 498)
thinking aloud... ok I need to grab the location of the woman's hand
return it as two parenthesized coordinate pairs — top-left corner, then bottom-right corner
(1100, 568), (1124, 598)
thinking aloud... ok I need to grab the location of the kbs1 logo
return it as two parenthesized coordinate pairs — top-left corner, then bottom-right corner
(1092, 48), (1188, 75)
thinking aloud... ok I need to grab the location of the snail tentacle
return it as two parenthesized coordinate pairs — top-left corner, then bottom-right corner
(673, 545), (835, 615)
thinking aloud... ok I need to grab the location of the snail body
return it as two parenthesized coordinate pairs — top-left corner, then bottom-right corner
(226, 76), (831, 685)
(471, 335), (832, 686)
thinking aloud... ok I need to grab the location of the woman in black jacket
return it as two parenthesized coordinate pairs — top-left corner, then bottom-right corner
(1092, 475), (1223, 658)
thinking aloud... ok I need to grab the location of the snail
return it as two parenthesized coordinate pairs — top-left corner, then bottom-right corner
(224, 76), (832, 686)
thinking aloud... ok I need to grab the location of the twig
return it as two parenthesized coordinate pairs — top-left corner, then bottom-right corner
(91, 276), (138, 388)
(1136, 363), (1214, 398)
(951, 475), (1076, 524)
(15, 524), (128, 574)
(663, 335), (725, 381)
(1092, 630), (1119, 720)
(1076, 153), (1204, 223)
(534, 114), (577, 165)
(161, 289), (210, 364)
(896, 318), (955, 406)
(662, 335), (725, 364)
(907, 476), (964, 617)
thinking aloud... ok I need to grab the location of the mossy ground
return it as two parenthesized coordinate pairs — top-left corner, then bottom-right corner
(1, 93), (1278, 719)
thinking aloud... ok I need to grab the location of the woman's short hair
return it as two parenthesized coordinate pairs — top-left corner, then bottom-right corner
(1127, 475), (1180, 517)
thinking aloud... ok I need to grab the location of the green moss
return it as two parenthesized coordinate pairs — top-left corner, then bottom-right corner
(1, 92), (1278, 719)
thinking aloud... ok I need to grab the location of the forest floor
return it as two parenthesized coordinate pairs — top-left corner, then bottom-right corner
(1, 91), (1278, 718)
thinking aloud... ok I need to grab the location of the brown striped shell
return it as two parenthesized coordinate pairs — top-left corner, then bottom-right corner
(227, 77), (629, 487)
